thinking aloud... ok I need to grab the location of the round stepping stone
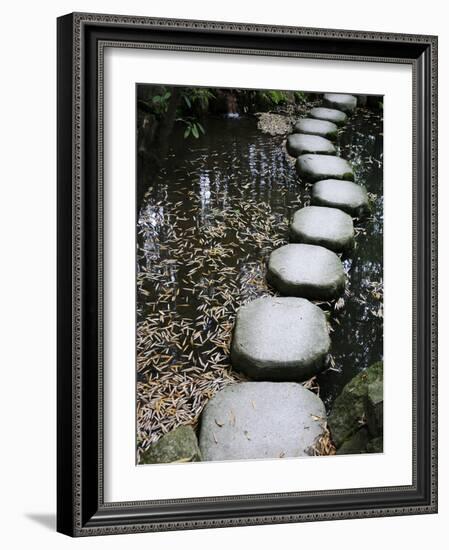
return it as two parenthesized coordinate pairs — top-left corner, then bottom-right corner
(309, 107), (347, 126)
(267, 243), (345, 300)
(296, 154), (354, 182)
(293, 118), (338, 139)
(231, 296), (330, 381)
(286, 134), (336, 157)
(199, 382), (326, 461)
(323, 93), (357, 113)
(312, 179), (369, 217)
(290, 206), (354, 253)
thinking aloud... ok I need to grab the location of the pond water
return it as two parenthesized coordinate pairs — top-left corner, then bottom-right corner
(136, 108), (383, 453)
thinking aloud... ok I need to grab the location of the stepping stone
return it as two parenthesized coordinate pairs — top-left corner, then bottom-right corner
(323, 93), (357, 113)
(267, 243), (345, 300)
(296, 154), (354, 182)
(199, 382), (326, 461)
(311, 179), (369, 217)
(290, 206), (354, 253)
(286, 134), (336, 157)
(231, 296), (330, 381)
(309, 107), (347, 126)
(293, 118), (338, 139)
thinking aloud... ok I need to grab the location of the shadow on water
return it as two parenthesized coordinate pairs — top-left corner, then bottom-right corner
(136, 109), (383, 447)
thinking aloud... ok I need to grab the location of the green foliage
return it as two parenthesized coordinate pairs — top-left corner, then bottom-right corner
(177, 88), (215, 139)
(181, 88), (216, 111)
(151, 89), (171, 114)
(259, 90), (289, 106)
(138, 87), (172, 117)
(294, 91), (307, 103)
(179, 118), (206, 140)
(268, 90), (288, 105)
(139, 86), (213, 140)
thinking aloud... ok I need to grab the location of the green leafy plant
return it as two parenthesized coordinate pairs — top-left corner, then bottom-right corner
(151, 90), (172, 114)
(269, 90), (287, 105)
(181, 88), (216, 111)
(294, 91), (307, 103)
(137, 88), (173, 116)
(178, 117), (206, 139)
(259, 90), (289, 106)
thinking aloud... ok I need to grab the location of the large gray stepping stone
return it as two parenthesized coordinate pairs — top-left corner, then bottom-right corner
(293, 118), (338, 139)
(290, 206), (354, 252)
(309, 107), (347, 126)
(199, 382), (326, 461)
(312, 179), (369, 217)
(323, 93), (357, 113)
(296, 154), (354, 182)
(267, 243), (345, 300)
(231, 296), (330, 381)
(286, 134), (336, 157)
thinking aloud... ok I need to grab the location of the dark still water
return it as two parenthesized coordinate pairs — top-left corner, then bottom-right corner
(136, 110), (383, 453)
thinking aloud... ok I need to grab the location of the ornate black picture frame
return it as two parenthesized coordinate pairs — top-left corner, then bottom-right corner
(57, 12), (438, 536)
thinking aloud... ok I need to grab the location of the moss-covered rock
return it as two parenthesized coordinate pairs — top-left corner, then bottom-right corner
(366, 374), (383, 436)
(336, 427), (370, 455)
(328, 361), (383, 450)
(141, 425), (202, 464)
(366, 436), (383, 453)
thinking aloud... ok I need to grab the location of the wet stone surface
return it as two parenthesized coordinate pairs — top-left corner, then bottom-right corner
(296, 154), (355, 182)
(309, 107), (348, 126)
(311, 179), (369, 217)
(199, 382), (326, 461)
(231, 296), (331, 381)
(267, 243), (345, 300)
(293, 118), (338, 139)
(286, 133), (336, 157)
(323, 93), (357, 113)
(290, 206), (355, 253)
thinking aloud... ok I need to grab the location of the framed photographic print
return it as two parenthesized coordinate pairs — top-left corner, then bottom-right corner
(57, 12), (438, 536)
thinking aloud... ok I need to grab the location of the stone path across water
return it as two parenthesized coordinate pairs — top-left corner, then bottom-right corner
(195, 92), (380, 462)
